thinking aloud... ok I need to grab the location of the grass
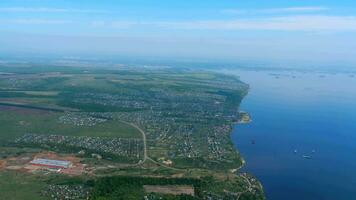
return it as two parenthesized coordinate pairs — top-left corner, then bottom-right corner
(0, 171), (48, 200)
(0, 108), (141, 141)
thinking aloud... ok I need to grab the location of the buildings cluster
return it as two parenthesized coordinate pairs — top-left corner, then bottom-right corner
(41, 185), (91, 200)
(9, 76), (243, 166)
(58, 112), (108, 127)
(115, 103), (236, 162)
(72, 92), (149, 109)
(55, 85), (241, 165)
(15, 134), (144, 160)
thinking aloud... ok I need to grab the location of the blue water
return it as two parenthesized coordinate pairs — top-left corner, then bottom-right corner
(228, 69), (356, 200)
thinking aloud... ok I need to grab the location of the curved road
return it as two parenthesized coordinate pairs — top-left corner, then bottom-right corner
(120, 120), (184, 171)
(118, 120), (147, 164)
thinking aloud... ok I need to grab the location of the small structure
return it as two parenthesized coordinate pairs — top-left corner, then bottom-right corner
(30, 158), (72, 169)
(162, 160), (173, 166)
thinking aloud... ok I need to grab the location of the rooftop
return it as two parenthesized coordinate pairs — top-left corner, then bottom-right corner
(30, 158), (71, 169)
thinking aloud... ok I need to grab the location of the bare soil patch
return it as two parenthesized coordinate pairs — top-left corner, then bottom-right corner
(144, 185), (194, 196)
(1, 151), (86, 176)
(0, 160), (6, 170)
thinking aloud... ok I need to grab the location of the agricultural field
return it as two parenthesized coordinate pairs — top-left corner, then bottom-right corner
(0, 66), (264, 200)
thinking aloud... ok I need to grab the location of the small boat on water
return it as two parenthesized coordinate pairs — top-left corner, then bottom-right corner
(294, 149), (298, 154)
(303, 155), (312, 159)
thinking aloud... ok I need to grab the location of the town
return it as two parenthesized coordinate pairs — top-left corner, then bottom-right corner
(0, 67), (264, 200)
(15, 134), (144, 162)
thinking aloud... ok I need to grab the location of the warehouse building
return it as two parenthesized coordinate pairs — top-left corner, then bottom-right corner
(29, 158), (72, 169)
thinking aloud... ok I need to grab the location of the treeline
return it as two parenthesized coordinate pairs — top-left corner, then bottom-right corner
(172, 157), (242, 171)
(12, 142), (140, 164)
(91, 176), (203, 200)
(57, 91), (147, 112)
(0, 102), (66, 112)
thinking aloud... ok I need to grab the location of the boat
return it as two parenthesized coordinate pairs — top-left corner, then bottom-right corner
(303, 155), (312, 159)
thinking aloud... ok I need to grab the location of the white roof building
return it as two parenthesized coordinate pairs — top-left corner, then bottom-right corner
(30, 158), (72, 169)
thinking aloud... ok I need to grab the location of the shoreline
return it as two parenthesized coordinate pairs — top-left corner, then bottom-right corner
(233, 110), (251, 170)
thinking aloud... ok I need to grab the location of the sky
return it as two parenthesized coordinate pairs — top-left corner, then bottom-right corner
(0, 0), (356, 67)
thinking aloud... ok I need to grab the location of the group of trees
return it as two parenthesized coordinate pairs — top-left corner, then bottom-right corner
(91, 176), (203, 200)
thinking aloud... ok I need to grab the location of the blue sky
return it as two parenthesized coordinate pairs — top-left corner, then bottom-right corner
(0, 0), (356, 66)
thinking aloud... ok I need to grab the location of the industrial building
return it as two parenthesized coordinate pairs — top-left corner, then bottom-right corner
(29, 158), (72, 169)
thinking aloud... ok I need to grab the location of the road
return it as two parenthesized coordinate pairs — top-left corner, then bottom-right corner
(120, 120), (184, 171)
(117, 120), (147, 164)
(236, 174), (255, 200)
(118, 121), (148, 163)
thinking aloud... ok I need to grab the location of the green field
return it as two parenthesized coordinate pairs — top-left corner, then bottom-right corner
(0, 108), (141, 141)
(0, 171), (48, 200)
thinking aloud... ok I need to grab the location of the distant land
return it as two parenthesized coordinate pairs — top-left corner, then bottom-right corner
(1, 55), (356, 74)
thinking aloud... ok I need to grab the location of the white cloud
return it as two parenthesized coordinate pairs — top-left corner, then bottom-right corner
(90, 20), (107, 27)
(276, 6), (329, 12)
(3, 15), (356, 32)
(111, 21), (142, 28)
(90, 20), (142, 29)
(2, 19), (72, 25)
(223, 6), (329, 15)
(154, 15), (356, 32)
(87, 15), (356, 32)
(0, 7), (107, 13)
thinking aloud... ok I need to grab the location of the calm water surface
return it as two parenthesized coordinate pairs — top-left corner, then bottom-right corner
(227, 69), (356, 200)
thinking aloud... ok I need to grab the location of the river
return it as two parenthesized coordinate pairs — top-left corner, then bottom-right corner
(227, 69), (356, 200)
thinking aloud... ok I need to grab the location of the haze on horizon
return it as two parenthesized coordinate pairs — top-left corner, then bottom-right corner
(1, 0), (356, 68)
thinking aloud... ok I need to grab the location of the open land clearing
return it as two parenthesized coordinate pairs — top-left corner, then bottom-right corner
(0, 151), (87, 176)
(144, 185), (195, 196)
